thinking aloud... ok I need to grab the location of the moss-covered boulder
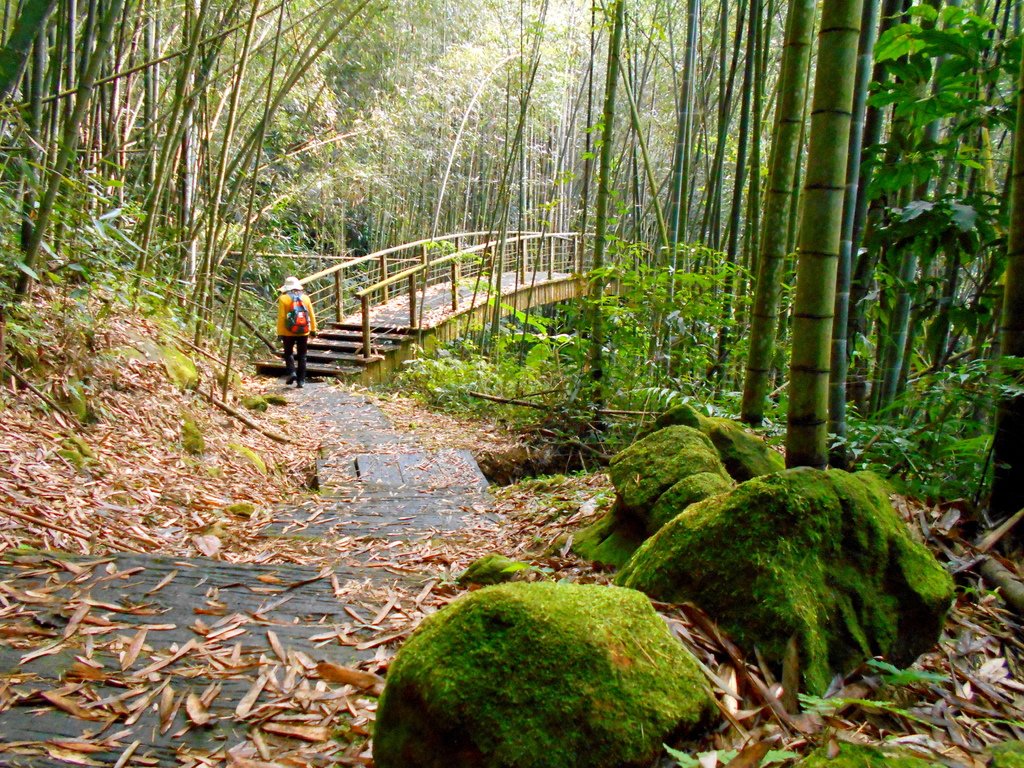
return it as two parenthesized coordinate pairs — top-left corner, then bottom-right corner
(373, 582), (717, 768)
(264, 393), (288, 406)
(702, 417), (784, 481)
(241, 395), (269, 412)
(573, 426), (732, 567)
(182, 415), (205, 455)
(648, 472), (733, 534)
(796, 743), (942, 767)
(650, 402), (704, 432)
(458, 553), (532, 586)
(159, 345), (198, 390)
(991, 742), (1024, 768)
(617, 468), (954, 694)
(646, 403), (784, 482)
(609, 426), (729, 516)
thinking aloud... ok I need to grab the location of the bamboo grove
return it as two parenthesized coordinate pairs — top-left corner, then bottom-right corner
(0, 0), (1021, 515)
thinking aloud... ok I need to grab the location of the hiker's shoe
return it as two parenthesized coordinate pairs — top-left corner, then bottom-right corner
(286, 375), (296, 384)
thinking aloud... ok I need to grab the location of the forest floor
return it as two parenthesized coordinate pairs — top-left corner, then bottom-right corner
(0, 317), (1022, 767)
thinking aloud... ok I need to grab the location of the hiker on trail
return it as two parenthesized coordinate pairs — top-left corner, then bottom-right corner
(277, 276), (317, 388)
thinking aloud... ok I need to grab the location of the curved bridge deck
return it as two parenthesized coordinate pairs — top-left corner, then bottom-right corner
(256, 232), (588, 383)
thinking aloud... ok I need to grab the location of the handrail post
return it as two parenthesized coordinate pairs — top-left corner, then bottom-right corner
(361, 295), (372, 358)
(451, 259), (459, 311)
(408, 274), (418, 329)
(334, 270), (343, 323)
(519, 237), (527, 280)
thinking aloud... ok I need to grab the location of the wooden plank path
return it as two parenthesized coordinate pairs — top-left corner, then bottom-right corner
(0, 385), (496, 766)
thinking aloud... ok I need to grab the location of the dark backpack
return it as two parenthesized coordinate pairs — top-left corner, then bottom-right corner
(285, 290), (310, 334)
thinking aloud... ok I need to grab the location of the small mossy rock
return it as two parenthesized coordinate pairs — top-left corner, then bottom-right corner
(159, 345), (198, 390)
(264, 393), (289, 406)
(609, 425), (729, 517)
(57, 447), (88, 469)
(229, 443), (267, 474)
(241, 395), (269, 412)
(648, 472), (734, 535)
(991, 742), (1024, 768)
(182, 416), (205, 455)
(796, 742), (942, 767)
(617, 468), (954, 694)
(572, 511), (647, 568)
(373, 582), (717, 768)
(62, 434), (95, 460)
(702, 417), (784, 481)
(226, 502), (256, 518)
(457, 553), (531, 586)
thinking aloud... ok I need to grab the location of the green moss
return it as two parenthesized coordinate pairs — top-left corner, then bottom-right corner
(648, 472), (734, 535)
(229, 443), (267, 474)
(159, 345), (198, 390)
(617, 468), (954, 695)
(62, 434), (95, 460)
(990, 742), (1024, 768)
(609, 425), (728, 516)
(651, 402), (704, 432)
(458, 553), (532, 586)
(703, 417), (784, 481)
(572, 512), (647, 568)
(797, 742), (942, 767)
(264, 393), (289, 406)
(182, 416), (205, 455)
(204, 465), (224, 478)
(373, 582), (716, 768)
(57, 448), (87, 469)
(241, 395), (269, 412)
(226, 502), (256, 518)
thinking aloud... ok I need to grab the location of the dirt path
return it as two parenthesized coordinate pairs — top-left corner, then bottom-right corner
(0, 383), (497, 767)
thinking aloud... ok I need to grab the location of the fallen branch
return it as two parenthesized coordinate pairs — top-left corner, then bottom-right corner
(198, 388), (296, 444)
(978, 557), (1024, 615)
(975, 507), (1024, 553)
(467, 390), (652, 417)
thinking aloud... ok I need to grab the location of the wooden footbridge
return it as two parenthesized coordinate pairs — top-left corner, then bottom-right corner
(256, 231), (589, 383)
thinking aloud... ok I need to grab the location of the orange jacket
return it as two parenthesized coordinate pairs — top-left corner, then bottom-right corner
(277, 291), (317, 337)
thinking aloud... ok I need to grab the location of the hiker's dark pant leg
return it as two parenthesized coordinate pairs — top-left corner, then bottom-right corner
(282, 336), (296, 377)
(296, 335), (308, 382)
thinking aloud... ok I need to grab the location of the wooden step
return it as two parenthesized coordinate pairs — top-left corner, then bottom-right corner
(326, 323), (413, 338)
(317, 330), (410, 344)
(273, 349), (378, 365)
(308, 338), (400, 353)
(254, 360), (365, 377)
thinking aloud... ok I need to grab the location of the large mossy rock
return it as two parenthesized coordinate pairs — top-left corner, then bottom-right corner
(373, 582), (717, 768)
(617, 468), (954, 694)
(796, 743), (942, 767)
(574, 426), (731, 567)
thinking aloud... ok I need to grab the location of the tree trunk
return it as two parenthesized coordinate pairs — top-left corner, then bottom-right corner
(990, 45), (1024, 527)
(786, 0), (865, 468)
(740, 0), (815, 424)
(589, 0), (625, 415)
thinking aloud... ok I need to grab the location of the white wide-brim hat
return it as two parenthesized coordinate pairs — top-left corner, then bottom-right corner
(278, 276), (303, 292)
